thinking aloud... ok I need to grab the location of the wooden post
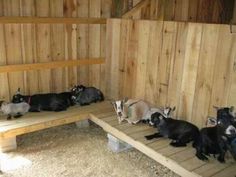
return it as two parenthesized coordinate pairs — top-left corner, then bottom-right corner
(0, 137), (17, 152)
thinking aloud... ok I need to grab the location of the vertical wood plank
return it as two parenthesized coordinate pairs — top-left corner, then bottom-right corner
(64, 0), (77, 89)
(158, 21), (177, 106)
(134, 20), (150, 99)
(0, 24), (9, 101)
(35, 0), (51, 93)
(150, 0), (164, 20)
(227, 35), (236, 107)
(188, 0), (198, 22)
(20, 0), (39, 95)
(174, 0), (189, 21)
(105, 19), (113, 98)
(209, 26), (236, 114)
(117, 19), (131, 98)
(191, 24), (220, 127)
(77, 0), (89, 86)
(89, 0), (101, 88)
(163, 0), (175, 21)
(109, 19), (121, 99)
(178, 23), (202, 122)
(144, 21), (163, 105)
(50, 0), (65, 92)
(123, 20), (138, 98)
(3, 0), (25, 97)
(100, 0), (112, 95)
(167, 22), (188, 118)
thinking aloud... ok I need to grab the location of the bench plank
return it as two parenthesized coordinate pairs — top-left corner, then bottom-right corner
(0, 101), (112, 138)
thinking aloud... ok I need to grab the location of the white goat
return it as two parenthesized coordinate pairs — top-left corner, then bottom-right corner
(0, 101), (30, 120)
(111, 98), (175, 124)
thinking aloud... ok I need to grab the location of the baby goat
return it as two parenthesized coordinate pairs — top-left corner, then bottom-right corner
(0, 101), (30, 120)
(145, 113), (199, 147)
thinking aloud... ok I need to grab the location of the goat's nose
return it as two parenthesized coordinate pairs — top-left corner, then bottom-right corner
(118, 112), (122, 117)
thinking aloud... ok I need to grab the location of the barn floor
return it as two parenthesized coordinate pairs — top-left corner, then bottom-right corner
(0, 123), (178, 177)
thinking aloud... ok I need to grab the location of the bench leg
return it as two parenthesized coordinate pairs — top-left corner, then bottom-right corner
(75, 119), (90, 128)
(0, 137), (17, 152)
(107, 134), (132, 153)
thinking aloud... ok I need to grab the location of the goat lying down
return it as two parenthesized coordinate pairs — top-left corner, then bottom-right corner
(71, 85), (104, 106)
(111, 98), (175, 124)
(194, 106), (236, 163)
(145, 112), (199, 147)
(12, 88), (74, 112)
(0, 101), (30, 120)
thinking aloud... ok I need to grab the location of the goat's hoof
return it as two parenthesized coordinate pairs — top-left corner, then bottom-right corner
(196, 154), (208, 161)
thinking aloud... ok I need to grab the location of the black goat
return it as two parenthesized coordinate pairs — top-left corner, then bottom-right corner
(71, 85), (104, 106)
(12, 89), (74, 112)
(195, 107), (236, 163)
(145, 112), (199, 147)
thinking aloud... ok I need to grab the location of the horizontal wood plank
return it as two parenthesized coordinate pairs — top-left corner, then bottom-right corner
(0, 101), (112, 138)
(0, 17), (107, 24)
(0, 58), (105, 73)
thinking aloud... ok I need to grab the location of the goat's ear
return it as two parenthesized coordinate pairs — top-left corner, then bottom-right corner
(206, 117), (217, 127)
(123, 97), (128, 103)
(229, 106), (234, 112)
(110, 101), (115, 106)
(16, 88), (20, 94)
(172, 106), (176, 112)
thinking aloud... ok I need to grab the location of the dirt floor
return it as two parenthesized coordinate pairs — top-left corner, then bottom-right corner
(0, 123), (179, 177)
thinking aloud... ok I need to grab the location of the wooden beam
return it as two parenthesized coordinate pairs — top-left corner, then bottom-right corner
(0, 58), (105, 73)
(0, 17), (107, 24)
(122, 0), (150, 18)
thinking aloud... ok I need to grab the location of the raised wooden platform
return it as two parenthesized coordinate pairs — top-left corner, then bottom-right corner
(0, 101), (235, 177)
(89, 102), (236, 177)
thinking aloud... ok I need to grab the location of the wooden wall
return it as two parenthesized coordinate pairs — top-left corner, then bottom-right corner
(106, 19), (236, 127)
(0, 0), (112, 101)
(112, 0), (235, 24)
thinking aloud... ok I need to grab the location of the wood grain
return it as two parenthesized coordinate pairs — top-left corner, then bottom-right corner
(106, 19), (236, 127)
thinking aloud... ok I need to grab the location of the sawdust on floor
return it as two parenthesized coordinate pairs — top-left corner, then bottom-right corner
(0, 123), (179, 177)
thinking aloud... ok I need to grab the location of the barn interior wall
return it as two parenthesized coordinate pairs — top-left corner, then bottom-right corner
(112, 0), (235, 24)
(105, 19), (236, 127)
(0, 0), (112, 101)
(0, 0), (236, 128)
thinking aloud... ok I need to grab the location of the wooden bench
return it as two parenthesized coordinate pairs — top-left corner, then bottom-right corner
(89, 102), (236, 177)
(0, 101), (235, 177)
(0, 101), (112, 152)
